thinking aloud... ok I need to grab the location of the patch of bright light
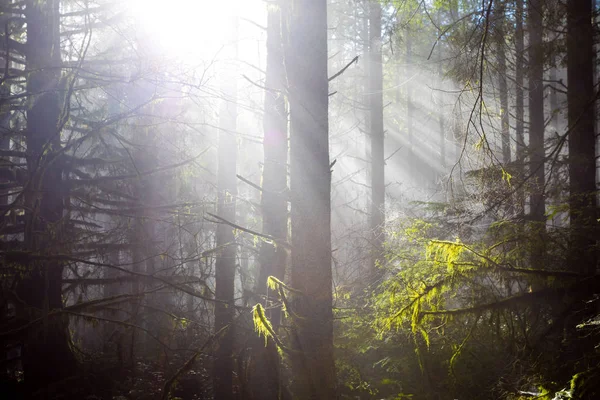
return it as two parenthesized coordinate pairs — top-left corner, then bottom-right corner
(126, 0), (245, 61)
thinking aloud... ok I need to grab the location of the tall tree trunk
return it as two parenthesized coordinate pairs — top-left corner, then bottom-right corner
(18, 0), (77, 389)
(567, 0), (596, 276)
(0, 0), (11, 208)
(527, 0), (546, 266)
(369, 0), (384, 276)
(547, 0), (560, 133)
(495, 0), (510, 163)
(437, 14), (446, 174)
(515, 0), (525, 216)
(214, 16), (238, 400)
(406, 29), (414, 176)
(128, 194), (144, 365)
(287, 0), (337, 397)
(250, 1), (288, 398)
(363, 1), (371, 273)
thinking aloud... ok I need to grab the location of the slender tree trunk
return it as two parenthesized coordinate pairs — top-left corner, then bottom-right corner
(128, 197), (144, 365)
(369, 0), (384, 276)
(363, 1), (371, 270)
(528, 0), (546, 266)
(406, 29), (414, 175)
(495, 0), (510, 163)
(18, 0), (77, 389)
(547, 0), (560, 133)
(257, 0), (287, 331)
(287, 0), (337, 397)
(250, 2), (288, 398)
(127, 79), (157, 364)
(567, 0), (597, 276)
(438, 21), (446, 174)
(515, 0), (525, 216)
(214, 16), (238, 400)
(0, 1), (11, 208)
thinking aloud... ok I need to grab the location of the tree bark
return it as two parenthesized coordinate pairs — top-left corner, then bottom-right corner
(287, 0), (337, 397)
(18, 0), (77, 389)
(369, 0), (385, 276)
(250, 1), (288, 398)
(566, 0), (596, 276)
(527, 0), (546, 266)
(214, 16), (238, 400)
(515, 0), (525, 216)
(495, 0), (510, 164)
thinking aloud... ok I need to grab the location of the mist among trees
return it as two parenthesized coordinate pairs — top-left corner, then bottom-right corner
(0, 0), (599, 399)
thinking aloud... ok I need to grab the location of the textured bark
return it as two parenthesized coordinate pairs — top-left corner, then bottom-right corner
(515, 0), (525, 215)
(250, 2), (288, 399)
(368, 0), (385, 275)
(257, 0), (288, 330)
(527, 0), (546, 266)
(287, 0), (337, 397)
(18, 0), (77, 388)
(495, 0), (510, 163)
(566, 0), (596, 275)
(214, 16), (238, 400)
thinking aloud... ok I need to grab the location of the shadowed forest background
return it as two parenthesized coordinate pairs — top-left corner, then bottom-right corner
(0, 0), (599, 399)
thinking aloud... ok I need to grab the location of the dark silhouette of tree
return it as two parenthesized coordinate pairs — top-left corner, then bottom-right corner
(16, 0), (77, 388)
(527, 0), (546, 267)
(567, 0), (597, 276)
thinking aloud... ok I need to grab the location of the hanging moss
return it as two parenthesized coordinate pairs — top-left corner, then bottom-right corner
(252, 303), (275, 347)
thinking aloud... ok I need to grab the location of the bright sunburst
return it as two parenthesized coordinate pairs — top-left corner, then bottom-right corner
(127, 0), (244, 61)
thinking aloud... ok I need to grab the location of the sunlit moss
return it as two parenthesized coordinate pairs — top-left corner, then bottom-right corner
(252, 303), (275, 347)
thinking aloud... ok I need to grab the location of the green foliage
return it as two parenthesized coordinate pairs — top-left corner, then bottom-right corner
(337, 198), (600, 399)
(252, 303), (275, 347)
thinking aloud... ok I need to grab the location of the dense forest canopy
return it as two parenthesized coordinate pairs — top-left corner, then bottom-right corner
(0, 0), (598, 399)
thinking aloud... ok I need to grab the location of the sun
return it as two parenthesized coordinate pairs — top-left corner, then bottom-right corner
(126, 0), (240, 61)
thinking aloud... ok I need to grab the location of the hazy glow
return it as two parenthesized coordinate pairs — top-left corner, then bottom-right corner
(127, 0), (241, 60)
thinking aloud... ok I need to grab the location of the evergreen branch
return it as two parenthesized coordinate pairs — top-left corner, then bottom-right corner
(206, 212), (291, 249)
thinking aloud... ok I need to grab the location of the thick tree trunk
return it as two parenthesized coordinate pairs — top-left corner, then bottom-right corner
(369, 0), (384, 276)
(527, 0), (546, 266)
(18, 0), (77, 389)
(566, 0), (596, 276)
(287, 0), (337, 397)
(250, 2), (288, 399)
(213, 16), (238, 400)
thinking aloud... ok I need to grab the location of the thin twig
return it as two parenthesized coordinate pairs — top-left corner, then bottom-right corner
(328, 55), (359, 82)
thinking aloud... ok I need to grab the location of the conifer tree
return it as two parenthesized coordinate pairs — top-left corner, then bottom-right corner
(287, 0), (337, 397)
